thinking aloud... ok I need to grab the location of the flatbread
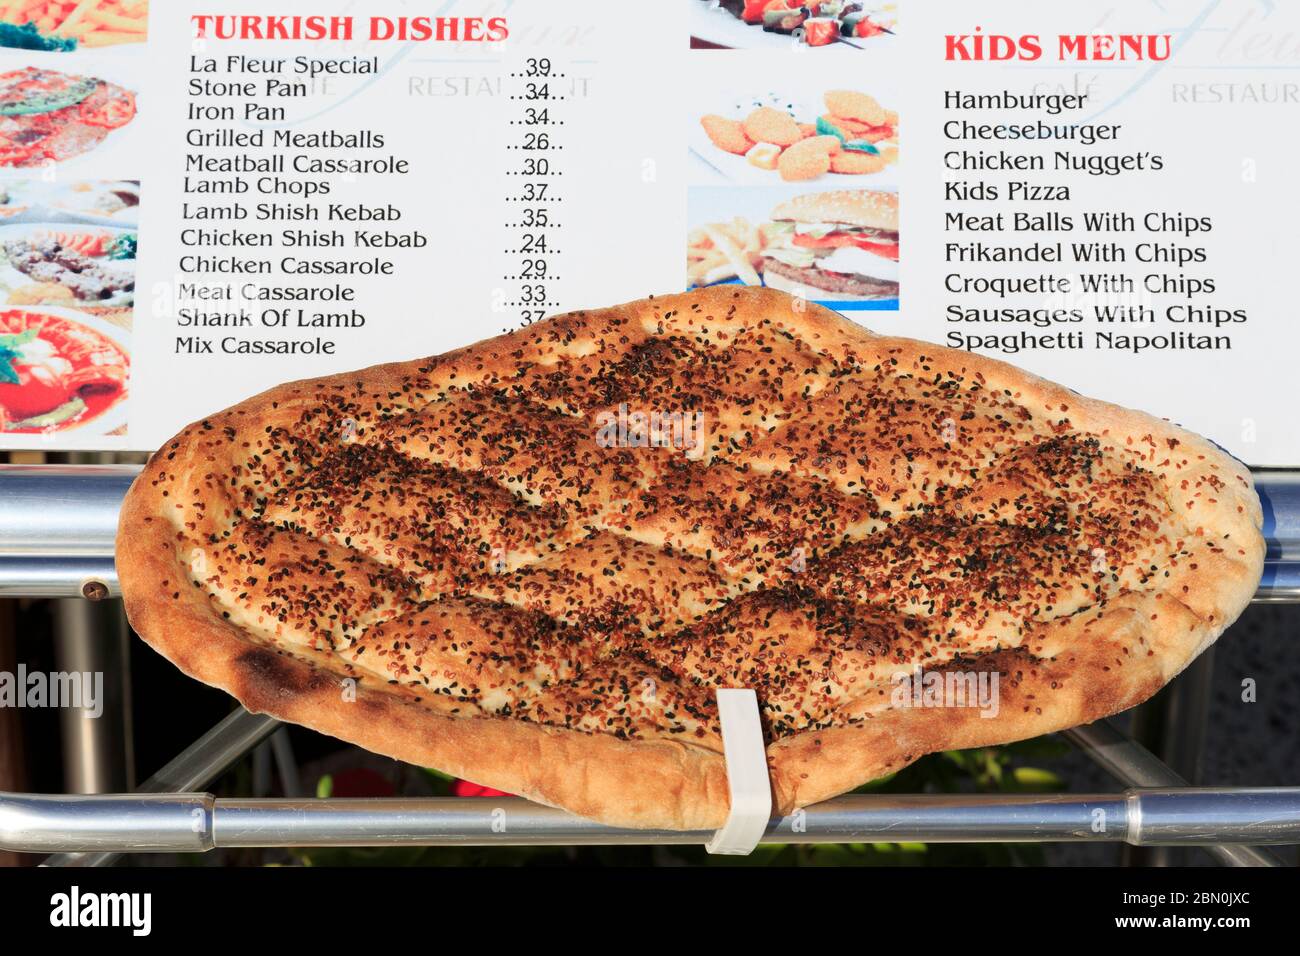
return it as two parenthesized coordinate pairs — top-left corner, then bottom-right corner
(116, 288), (1264, 829)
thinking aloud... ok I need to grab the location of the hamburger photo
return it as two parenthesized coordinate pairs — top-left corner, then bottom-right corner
(760, 190), (898, 300)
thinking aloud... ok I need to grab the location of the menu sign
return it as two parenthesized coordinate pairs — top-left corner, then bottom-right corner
(1, 1), (1296, 466)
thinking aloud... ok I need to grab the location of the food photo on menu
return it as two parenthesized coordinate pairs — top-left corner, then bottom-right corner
(0, 0), (148, 50)
(0, 304), (128, 435)
(688, 187), (899, 306)
(689, 1), (898, 50)
(0, 64), (138, 167)
(695, 88), (899, 184)
(0, 177), (139, 223)
(0, 177), (135, 438)
(0, 0), (1296, 931)
(0, 223), (136, 309)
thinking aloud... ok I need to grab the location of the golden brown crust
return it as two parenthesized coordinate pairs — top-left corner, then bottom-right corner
(116, 287), (1264, 829)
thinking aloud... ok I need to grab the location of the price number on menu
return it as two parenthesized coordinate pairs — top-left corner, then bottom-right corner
(505, 57), (565, 326)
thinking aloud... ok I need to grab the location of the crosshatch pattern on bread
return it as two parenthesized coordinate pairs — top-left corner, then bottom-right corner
(116, 288), (1264, 829)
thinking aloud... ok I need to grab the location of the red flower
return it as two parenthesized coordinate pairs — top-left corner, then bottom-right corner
(451, 779), (512, 798)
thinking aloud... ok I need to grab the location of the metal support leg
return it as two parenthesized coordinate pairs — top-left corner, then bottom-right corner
(42, 708), (279, 867)
(1120, 650), (1217, 867)
(1064, 720), (1283, 867)
(269, 729), (301, 799)
(0, 600), (26, 868)
(52, 598), (133, 794)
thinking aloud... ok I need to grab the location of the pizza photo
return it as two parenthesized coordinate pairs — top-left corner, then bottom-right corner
(0, 65), (137, 168)
(0, 0), (1294, 903)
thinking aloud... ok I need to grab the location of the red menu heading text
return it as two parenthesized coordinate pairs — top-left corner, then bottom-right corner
(946, 29), (1172, 61)
(191, 15), (510, 42)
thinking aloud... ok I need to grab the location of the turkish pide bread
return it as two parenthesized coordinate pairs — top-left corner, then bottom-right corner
(117, 288), (1264, 829)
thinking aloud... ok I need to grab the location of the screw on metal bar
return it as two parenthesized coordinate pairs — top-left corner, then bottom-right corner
(81, 580), (109, 601)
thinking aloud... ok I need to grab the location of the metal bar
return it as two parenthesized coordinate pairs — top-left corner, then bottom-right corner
(4, 788), (1299, 854)
(1123, 698), (1174, 868)
(42, 709), (279, 868)
(128, 708), (280, 795)
(4, 794), (215, 854)
(1255, 471), (1300, 602)
(2, 465), (1298, 601)
(0, 556), (120, 599)
(52, 597), (134, 794)
(1121, 649), (1217, 867)
(0, 464), (137, 599)
(0, 465), (136, 553)
(2, 467), (1296, 858)
(1064, 721), (1284, 867)
(14, 717), (1300, 858)
(268, 728), (302, 799)
(0, 599), (28, 869)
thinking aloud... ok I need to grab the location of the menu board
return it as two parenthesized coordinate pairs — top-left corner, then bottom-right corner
(1, 0), (1296, 466)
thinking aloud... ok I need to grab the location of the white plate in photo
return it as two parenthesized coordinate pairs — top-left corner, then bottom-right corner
(0, 179), (139, 226)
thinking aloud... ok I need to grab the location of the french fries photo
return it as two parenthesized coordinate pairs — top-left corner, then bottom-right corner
(687, 215), (782, 287)
(0, 0), (149, 50)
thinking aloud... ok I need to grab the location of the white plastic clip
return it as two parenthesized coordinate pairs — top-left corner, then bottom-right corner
(705, 688), (773, 855)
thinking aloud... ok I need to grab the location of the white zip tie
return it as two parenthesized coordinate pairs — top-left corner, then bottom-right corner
(705, 688), (773, 855)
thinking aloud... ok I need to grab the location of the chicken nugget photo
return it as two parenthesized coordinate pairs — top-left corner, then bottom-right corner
(777, 135), (839, 181)
(830, 150), (889, 175)
(824, 90), (889, 126)
(692, 88), (898, 186)
(700, 114), (754, 155)
(741, 106), (803, 147)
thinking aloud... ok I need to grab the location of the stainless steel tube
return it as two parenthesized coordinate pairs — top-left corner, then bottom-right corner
(42, 708), (279, 868)
(1064, 720), (1284, 867)
(3, 789), (1298, 854)
(1, 793), (214, 854)
(1129, 789), (1300, 846)
(0, 464), (138, 598)
(0, 464), (137, 553)
(1256, 471), (1300, 602)
(53, 597), (134, 794)
(2, 465), (1299, 601)
(134, 709), (280, 795)
(0, 555), (121, 599)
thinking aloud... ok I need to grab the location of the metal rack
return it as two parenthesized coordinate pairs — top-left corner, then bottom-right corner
(1, 465), (1298, 865)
